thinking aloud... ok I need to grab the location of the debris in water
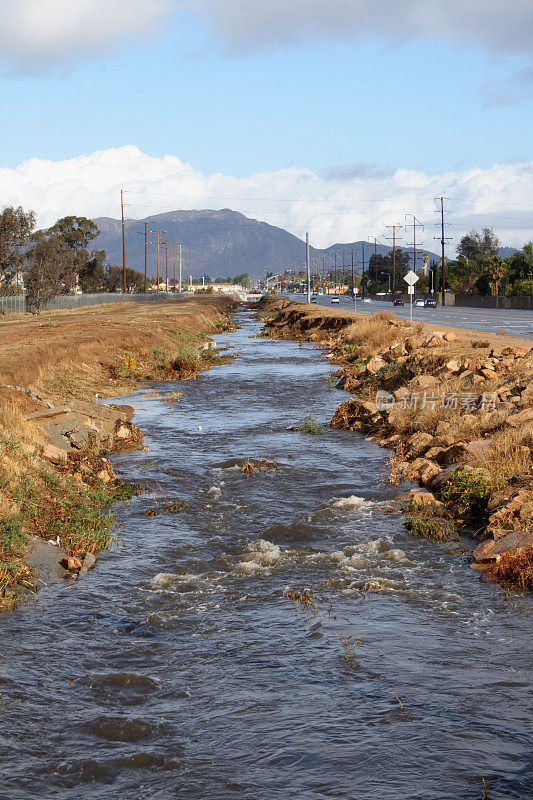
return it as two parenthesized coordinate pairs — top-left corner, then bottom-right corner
(340, 634), (365, 665)
(389, 691), (404, 709)
(239, 458), (278, 475)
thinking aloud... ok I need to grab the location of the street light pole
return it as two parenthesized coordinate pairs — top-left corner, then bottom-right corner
(306, 233), (310, 303)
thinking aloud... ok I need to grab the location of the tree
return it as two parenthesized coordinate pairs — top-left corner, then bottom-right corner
(0, 206), (35, 294)
(25, 234), (76, 312)
(487, 256), (507, 296)
(48, 216), (102, 292)
(48, 216), (99, 253)
(457, 228), (499, 261)
(233, 273), (250, 288)
(106, 265), (145, 293)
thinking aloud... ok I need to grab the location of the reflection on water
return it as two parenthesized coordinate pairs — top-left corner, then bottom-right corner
(0, 310), (531, 800)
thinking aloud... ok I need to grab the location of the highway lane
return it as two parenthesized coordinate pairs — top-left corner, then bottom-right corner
(285, 293), (533, 339)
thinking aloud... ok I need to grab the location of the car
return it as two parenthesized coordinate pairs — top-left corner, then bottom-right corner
(318, 290), (324, 296)
(330, 295), (340, 304)
(424, 298), (437, 308)
(362, 297), (371, 303)
(310, 294), (318, 304)
(393, 298), (404, 306)
(415, 299), (425, 307)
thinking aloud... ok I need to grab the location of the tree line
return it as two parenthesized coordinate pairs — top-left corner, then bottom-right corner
(446, 228), (532, 296)
(0, 206), (147, 310)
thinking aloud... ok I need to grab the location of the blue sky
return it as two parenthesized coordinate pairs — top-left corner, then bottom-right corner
(2, 13), (531, 176)
(1, 1), (533, 250)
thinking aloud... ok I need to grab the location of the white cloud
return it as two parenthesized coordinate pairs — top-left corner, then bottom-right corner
(191, 0), (533, 55)
(2, 145), (533, 254)
(0, 0), (173, 70)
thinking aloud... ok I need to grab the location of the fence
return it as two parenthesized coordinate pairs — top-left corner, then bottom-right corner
(454, 294), (533, 310)
(0, 292), (177, 316)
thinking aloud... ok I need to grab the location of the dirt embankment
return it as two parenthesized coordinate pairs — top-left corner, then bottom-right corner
(0, 295), (236, 608)
(258, 296), (533, 590)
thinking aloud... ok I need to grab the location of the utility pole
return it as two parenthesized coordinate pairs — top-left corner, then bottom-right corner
(405, 214), (424, 284)
(121, 189), (127, 294)
(173, 242), (176, 292)
(351, 247), (355, 308)
(179, 244), (182, 292)
(386, 225), (402, 294)
(361, 242), (365, 298)
(165, 240), (169, 292)
(368, 236), (378, 294)
(137, 222), (149, 294)
(156, 232), (161, 293)
(322, 254), (325, 291)
(435, 196), (451, 306)
(334, 252), (337, 293)
(306, 232), (310, 303)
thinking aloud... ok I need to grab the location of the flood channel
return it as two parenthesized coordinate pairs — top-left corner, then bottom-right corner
(0, 308), (532, 800)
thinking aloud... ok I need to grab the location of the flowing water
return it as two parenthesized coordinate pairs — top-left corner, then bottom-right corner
(1, 309), (532, 800)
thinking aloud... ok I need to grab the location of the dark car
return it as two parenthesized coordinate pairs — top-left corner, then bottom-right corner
(424, 298), (437, 308)
(393, 298), (404, 306)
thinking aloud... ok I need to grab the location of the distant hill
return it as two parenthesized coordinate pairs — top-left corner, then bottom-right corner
(498, 246), (519, 259)
(93, 209), (442, 279)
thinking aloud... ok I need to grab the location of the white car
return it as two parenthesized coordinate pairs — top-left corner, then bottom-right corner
(362, 297), (371, 303)
(330, 295), (340, 304)
(415, 299), (425, 307)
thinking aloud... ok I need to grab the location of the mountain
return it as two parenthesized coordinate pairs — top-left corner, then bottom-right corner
(93, 209), (442, 279)
(498, 246), (519, 259)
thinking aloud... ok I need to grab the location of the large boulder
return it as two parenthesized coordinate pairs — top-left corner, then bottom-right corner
(473, 529), (533, 563)
(406, 432), (434, 458)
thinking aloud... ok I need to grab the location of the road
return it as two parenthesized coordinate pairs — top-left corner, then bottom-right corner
(286, 294), (533, 339)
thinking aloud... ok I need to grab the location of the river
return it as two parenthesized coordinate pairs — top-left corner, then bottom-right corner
(0, 309), (531, 800)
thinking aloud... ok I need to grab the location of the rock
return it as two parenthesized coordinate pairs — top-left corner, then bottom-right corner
(502, 346), (529, 358)
(60, 556), (83, 571)
(425, 445), (445, 461)
(479, 368), (498, 380)
(437, 442), (469, 467)
(443, 332), (457, 342)
(519, 502), (533, 521)
(107, 403), (134, 422)
(366, 355), (387, 374)
(418, 460), (442, 486)
(97, 470), (112, 483)
(506, 408), (533, 428)
(428, 463), (467, 490)
(26, 406), (72, 420)
(83, 553), (97, 569)
(404, 336), (422, 353)
(473, 529), (533, 563)
(461, 439), (493, 461)
(407, 374), (440, 392)
(41, 443), (68, 465)
(406, 432), (434, 458)
(445, 359), (461, 373)
(424, 334), (445, 348)
(408, 489), (443, 508)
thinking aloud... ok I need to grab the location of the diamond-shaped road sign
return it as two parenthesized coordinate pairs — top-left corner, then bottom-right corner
(403, 270), (419, 286)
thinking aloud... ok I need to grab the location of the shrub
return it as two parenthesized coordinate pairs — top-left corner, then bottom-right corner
(440, 468), (492, 516)
(298, 414), (325, 434)
(405, 501), (457, 541)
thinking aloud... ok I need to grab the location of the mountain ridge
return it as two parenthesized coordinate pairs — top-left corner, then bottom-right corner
(93, 208), (443, 278)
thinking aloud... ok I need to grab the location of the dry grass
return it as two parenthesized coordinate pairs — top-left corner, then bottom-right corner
(468, 428), (532, 486)
(339, 312), (409, 356)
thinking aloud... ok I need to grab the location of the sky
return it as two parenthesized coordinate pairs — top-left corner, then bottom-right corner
(1, 0), (533, 254)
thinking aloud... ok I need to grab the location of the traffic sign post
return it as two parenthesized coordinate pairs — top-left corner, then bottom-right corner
(403, 270), (420, 321)
(353, 286), (359, 310)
